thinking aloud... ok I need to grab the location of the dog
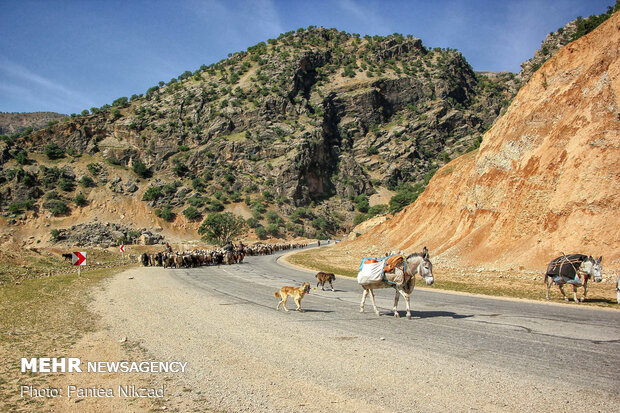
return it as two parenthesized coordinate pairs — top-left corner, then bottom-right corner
(315, 272), (335, 291)
(274, 282), (311, 312)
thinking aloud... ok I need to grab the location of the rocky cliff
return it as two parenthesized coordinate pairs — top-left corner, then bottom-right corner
(343, 12), (620, 270)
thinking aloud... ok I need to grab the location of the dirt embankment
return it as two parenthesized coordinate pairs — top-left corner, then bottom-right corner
(339, 12), (620, 271)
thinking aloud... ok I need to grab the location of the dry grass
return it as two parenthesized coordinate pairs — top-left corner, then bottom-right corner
(0, 253), (136, 411)
(286, 247), (619, 308)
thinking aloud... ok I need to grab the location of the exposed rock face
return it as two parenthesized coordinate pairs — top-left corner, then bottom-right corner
(344, 12), (620, 269)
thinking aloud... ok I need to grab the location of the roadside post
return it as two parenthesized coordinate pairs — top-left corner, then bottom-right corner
(120, 244), (126, 260)
(71, 251), (87, 276)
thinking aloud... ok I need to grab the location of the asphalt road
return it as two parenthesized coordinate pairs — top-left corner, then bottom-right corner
(171, 246), (620, 395)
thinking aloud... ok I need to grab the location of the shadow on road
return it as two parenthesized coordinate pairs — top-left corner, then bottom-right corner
(302, 309), (335, 313)
(396, 310), (474, 319)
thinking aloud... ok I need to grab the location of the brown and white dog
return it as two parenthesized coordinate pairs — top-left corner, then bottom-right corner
(315, 272), (335, 291)
(274, 282), (311, 312)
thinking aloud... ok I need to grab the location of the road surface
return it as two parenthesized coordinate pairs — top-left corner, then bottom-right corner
(94, 246), (620, 411)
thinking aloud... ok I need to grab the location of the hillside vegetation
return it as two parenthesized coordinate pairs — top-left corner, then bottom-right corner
(2, 27), (519, 242)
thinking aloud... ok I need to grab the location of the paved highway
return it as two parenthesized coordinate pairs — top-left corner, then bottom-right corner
(170, 246), (620, 394)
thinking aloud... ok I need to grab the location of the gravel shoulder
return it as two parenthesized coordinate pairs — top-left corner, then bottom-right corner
(89, 263), (619, 412)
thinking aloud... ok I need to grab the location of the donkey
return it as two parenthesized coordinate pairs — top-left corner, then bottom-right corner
(545, 254), (602, 303)
(359, 248), (434, 319)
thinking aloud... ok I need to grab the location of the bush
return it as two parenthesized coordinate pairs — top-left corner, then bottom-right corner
(142, 186), (163, 201)
(47, 200), (69, 216)
(187, 196), (205, 208)
(208, 199), (224, 212)
(255, 226), (267, 239)
(366, 146), (379, 156)
(58, 178), (75, 192)
(155, 205), (175, 222)
(266, 223), (280, 236)
(44, 143), (65, 160)
(246, 217), (259, 228)
(229, 192), (241, 203)
(368, 204), (388, 217)
(389, 190), (418, 213)
(106, 156), (121, 166)
(354, 194), (369, 213)
(87, 163), (102, 176)
(50, 229), (61, 241)
(311, 217), (328, 230)
(183, 206), (201, 221)
(132, 160), (152, 179)
(191, 177), (204, 191)
(173, 161), (189, 177)
(74, 193), (88, 207)
(8, 202), (22, 214)
(353, 213), (367, 226)
(79, 175), (96, 187)
(266, 211), (282, 225)
(14, 150), (30, 165)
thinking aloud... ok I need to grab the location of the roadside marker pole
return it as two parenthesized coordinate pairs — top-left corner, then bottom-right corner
(71, 251), (87, 276)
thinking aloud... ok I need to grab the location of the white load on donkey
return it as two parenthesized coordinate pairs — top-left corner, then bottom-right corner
(357, 248), (434, 319)
(357, 254), (407, 285)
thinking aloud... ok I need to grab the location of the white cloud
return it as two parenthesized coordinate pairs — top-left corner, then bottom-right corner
(336, 0), (391, 34)
(187, 0), (283, 43)
(0, 57), (95, 111)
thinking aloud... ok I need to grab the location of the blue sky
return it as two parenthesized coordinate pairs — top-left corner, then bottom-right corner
(0, 0), (613, 115)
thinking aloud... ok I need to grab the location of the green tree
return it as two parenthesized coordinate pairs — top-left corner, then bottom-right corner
(255, 225), (267, 239)
(183, 206), (201, 221)
(266, 223), (280, 236)
(198, 212), (246, 245)
(58, 178), (75, 192)
(79, 175), (96, 187)
(368, 204), (388, 217)
(155, 205), (175, 221)
(389, 190), (418, 213)
(74, 193), (88, 207)
(14, 149), (30, 165)
(246, 217), (259, 228)
(132, 159), (152, 179)
(44, 143), (65, 160)
(353, 213), (367, 226)
(354, 194), (369, 213)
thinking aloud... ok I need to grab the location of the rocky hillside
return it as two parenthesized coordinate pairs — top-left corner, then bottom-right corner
(1, 28), (517, 242)
(0, 112), (66, 135)
(520, 1), (620, 84)
(341, 11), (620, 270)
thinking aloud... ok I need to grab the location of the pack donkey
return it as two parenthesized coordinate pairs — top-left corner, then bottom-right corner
(359, 247), (434, 319)
(545, 254), (602, 303)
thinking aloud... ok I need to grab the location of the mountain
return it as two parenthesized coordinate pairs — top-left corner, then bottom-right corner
(1, 27), (517, 243)
(520, 1), (620, 84)
(0, 112), (66, 135)
(341, 11), (620, 270)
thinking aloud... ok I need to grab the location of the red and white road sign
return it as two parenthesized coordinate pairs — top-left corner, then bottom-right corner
(119, 245), (126, 253)
(72, 251), (87, 266)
